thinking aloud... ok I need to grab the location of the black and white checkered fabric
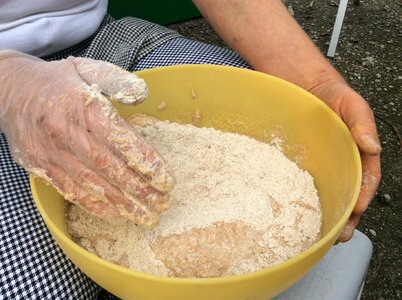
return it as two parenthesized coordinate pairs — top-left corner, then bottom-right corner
(133, 37), (250, 71)
(1, 16), (249, 300)
(43, 15), (182, 70)
(0, 135), (99, 300)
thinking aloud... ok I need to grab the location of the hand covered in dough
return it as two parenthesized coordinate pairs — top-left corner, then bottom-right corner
(0, 50), (175, 228)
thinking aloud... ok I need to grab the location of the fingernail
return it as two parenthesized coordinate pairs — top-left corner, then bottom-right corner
(360, 134), (382, 154)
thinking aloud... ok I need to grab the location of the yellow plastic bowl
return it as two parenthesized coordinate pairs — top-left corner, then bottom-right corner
(30, 65), (361, 300)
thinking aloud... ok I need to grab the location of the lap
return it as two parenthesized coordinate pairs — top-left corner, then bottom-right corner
(133, 37), (249, 71)
(44, 16), (249, 71)
(0, 134), (99, 299)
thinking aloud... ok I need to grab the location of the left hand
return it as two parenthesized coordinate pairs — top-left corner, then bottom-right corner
(309, 79), (382, 242)
(0, 51), (175, 228)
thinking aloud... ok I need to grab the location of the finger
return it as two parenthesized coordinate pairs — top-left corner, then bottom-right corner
(38, 84), (175, 193)
(106, 121), (175, 192)
(78, 195), (122, 221)
(337, 213), (361, 242)
(55, 148), (160, 228)
(25, 118), (156, 223)
(339, 93), (382, 156)
(35, 162), (121, 220)
(70, 57), (148, 104)
(66, 120), (172, 213)
(127, 113), (160, 127)
(353, 153), (381, 214)
(351, 124), (382, 156)
(82, 88), (175, 192)
(77, 137), (173, 213)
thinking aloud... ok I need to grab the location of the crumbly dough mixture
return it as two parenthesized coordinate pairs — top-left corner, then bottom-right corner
(67, 115), (322, 278)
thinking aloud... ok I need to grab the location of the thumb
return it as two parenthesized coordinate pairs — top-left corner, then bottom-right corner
(337, 89), (382, 156)
(350, 123), (382, 156)
(69, 57), (148, 104)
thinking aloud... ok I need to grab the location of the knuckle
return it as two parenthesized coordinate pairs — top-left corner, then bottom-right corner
(90, 149), (111, 169)
(75, 167), (93, 183)
(43, 115), (64, 138)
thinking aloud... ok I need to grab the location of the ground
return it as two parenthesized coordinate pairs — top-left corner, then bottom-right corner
(100, 1), (401, 299)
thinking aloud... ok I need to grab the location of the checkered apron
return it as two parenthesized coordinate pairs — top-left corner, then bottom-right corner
(0, 16), (249, 299)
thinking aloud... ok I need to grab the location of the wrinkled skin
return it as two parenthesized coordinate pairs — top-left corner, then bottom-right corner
(0, 50), (175, 228)
(309, 79), (381, 242)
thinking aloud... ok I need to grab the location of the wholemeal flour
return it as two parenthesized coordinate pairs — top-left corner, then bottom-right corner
(67, 115), (322, 278)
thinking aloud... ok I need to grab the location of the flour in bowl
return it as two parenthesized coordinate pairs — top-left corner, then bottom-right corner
(67, 114), (322, 278)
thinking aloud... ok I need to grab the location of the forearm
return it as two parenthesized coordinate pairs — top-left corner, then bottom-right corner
(193, 0), (345, 91)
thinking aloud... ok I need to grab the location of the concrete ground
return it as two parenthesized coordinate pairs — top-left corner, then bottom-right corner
(100, 1), (401, 299)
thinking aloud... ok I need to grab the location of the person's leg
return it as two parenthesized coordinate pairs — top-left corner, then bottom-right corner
(44, 16), (248, 72)
(0, 133), (100, 299)
(133, 37), (250, 71)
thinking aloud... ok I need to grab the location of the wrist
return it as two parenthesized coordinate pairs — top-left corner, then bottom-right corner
(0, 49), (43, 66)
(305, 67), (347, 94)
(254, 54), (346, 95)
(0, 49), (22, 62)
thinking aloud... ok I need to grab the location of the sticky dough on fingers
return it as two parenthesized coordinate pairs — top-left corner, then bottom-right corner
(82, 88), (175, 192)
(70, 57), (148, 104)
(55, 148), (161, 227)
(64, 118), (173, 213)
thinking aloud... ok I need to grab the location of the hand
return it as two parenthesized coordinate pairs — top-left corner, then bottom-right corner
(309, 79), (381, 242)
(0, 50), (175, 228)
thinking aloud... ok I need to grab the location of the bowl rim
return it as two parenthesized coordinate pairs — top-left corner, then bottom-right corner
(30, 64), (362, 285)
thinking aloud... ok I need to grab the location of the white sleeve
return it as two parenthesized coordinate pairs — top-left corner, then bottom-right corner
(0, 0), (108, 57)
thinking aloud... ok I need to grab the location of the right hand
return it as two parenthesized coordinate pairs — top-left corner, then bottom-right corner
(308, 79), (381, 242)
(0, 50), (175, 228)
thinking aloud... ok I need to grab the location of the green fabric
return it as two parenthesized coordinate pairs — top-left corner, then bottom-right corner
(107, 0), (201, 25)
